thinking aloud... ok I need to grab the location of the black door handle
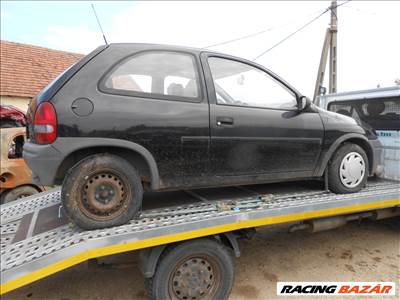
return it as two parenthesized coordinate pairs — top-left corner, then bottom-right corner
(216, 116), (234, 126)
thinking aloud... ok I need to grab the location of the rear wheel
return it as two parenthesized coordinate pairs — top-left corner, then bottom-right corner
(61, 154), (143, 229)
(145, 238), (235, 300)
(328, 143), (369, 194)
(0, 185), (39, 204)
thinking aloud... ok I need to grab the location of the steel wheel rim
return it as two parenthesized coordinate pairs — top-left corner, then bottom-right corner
(169, 255), (220, 300)
(79, 171), (131, 221)
(339, 152), (365, 188)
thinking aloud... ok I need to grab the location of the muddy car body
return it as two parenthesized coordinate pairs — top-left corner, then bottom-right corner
(23, 43), (380, 229)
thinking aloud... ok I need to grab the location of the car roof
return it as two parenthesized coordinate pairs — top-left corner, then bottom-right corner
(108, 42), (223, 56)
(319, 85), (400, 102)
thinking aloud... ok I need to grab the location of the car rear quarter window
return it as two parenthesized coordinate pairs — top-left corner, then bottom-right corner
(101, 51), (200, 101)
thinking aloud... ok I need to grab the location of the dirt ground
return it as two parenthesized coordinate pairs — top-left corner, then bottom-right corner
(3, 218), (399, 300)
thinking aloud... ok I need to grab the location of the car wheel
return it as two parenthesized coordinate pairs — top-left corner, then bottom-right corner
(61, 154), (143, 230)
(328, 143), (369, 194)
(0, 185), (39, 204)
(145, 238), (235, 300)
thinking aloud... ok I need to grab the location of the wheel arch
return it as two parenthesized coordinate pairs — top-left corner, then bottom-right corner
(53, 138), (160, 190)
(316, 133), (374, 177)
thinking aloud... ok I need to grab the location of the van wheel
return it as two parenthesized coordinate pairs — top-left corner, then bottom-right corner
(1, 185), (39, 204)
(145, 238), (235, 300)
(62, 154), (143, 230)
(328, 143), (368, 194)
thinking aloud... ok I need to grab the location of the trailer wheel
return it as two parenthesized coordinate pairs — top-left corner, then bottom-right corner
(62, 154), (143, 229)
(145, 238), (235, 300)
(328, 143), (369, 194)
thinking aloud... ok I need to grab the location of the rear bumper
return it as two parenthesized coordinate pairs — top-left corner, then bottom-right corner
(23, 142), (64, 185)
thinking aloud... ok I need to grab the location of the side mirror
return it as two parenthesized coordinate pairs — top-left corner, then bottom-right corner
(298, 96), (310, 111)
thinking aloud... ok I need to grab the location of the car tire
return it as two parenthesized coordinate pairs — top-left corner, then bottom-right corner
(0, 185), (39, 204)
(145, 238), (235, 300)
(328, 143), (369, 194)
(61, 154), (143, 230)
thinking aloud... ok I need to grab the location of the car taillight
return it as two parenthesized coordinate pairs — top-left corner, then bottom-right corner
(33, 102), (57, 144)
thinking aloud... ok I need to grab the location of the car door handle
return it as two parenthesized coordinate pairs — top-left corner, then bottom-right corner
(216, 116), (234, 126)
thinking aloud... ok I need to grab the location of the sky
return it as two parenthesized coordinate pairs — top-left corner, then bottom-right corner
(1, 1), (399, 98)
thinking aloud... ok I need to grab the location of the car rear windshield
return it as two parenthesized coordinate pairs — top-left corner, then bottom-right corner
(328, 97), (400, 130)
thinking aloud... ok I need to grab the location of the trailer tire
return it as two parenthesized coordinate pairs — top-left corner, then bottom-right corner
(328, 143), (369, 194)
(1, 185), (39, 204)
(62, 154), (143, 229)
(145, 238), (235, 300)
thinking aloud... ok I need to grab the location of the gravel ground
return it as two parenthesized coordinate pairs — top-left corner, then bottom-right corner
(3, 218), (399, 300)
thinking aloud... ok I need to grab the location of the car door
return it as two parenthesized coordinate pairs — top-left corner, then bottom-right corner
(97, 50), (210, 189)
(201, 53), (324, 178)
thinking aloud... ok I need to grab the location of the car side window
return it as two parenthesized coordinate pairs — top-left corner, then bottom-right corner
(104, 51), (199, 100)
(208, 57), (297, 110)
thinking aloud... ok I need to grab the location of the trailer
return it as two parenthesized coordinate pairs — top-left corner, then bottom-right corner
(1, 179), (399, 299)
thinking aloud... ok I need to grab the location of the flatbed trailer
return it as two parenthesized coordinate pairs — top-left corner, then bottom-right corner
(1, 179), (399, 299)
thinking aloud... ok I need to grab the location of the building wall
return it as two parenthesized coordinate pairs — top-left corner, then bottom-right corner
(0, 96), (31, 112)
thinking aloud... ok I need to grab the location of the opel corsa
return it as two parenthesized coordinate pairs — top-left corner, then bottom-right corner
(23, 44), (381, 229)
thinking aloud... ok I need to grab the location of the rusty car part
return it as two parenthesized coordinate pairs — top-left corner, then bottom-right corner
(0, 127), (43, 203)
(0, 105), (26, 128)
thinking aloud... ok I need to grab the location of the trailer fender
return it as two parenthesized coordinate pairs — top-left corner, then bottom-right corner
(138, 244), (168, 278)
(220, 232), (241, 258)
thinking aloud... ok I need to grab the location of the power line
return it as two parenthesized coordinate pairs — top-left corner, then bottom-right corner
(203, 28), (276, 49)
(252, 8), (330, 61)
(335, 0), (352, 8)
(202, 7), (327, 49)
(252, 0), (352, 61)
(330, 0), (352, 20)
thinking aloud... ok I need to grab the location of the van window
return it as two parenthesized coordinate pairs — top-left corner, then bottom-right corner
(103, 52), (200, 100)
(328, 97), (400, 130)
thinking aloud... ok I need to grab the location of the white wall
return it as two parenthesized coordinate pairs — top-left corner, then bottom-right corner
(0, 96), (31, 112)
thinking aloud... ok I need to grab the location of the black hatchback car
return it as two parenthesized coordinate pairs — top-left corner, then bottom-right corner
(23, 43), (380, 229)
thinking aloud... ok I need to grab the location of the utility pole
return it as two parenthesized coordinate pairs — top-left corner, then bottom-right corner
(329, 0), (338, 94)
(313, 0), (338, 102)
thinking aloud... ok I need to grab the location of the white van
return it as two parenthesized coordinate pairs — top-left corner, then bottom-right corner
(318, 86), (400, 180)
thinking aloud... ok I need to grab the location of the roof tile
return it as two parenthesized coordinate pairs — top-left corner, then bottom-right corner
(0, 40), (84, 98)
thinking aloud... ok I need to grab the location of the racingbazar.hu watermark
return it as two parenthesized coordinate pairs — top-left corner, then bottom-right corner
(277, 282), (396, 296)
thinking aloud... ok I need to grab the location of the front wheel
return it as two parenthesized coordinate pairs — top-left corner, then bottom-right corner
(145, 238), (235, 300)
(328, 143), (369, 194)
(61, 154), (143, 230)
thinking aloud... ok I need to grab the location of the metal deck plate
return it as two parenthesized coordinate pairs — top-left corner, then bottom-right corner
(1, 180), (399, 293)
